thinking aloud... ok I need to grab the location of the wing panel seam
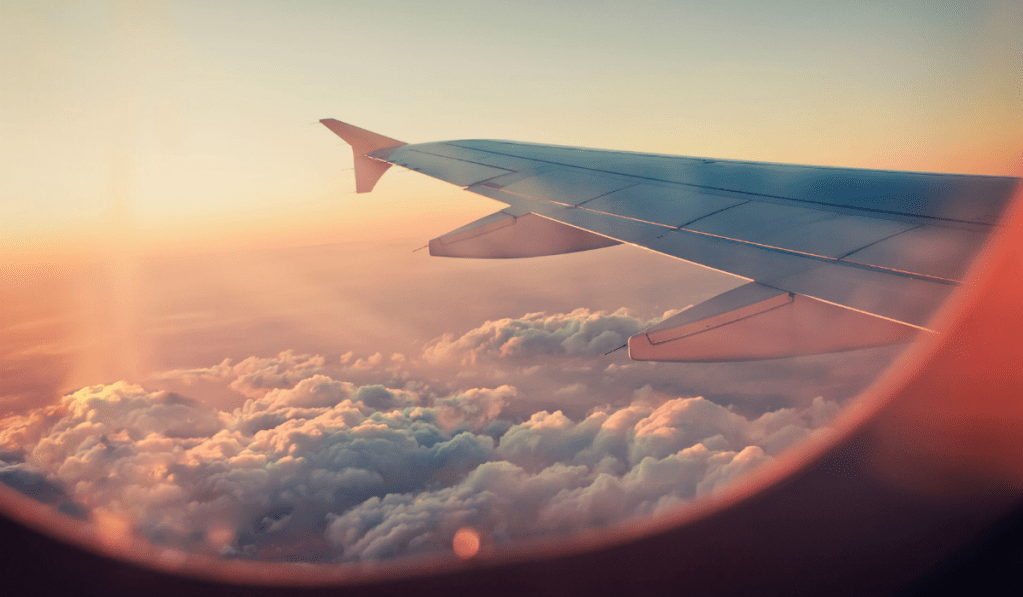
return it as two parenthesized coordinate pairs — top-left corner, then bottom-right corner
(675, 200), (753, 229)
(451, 145), (1000, 227)
(669, 226), (960, 285)
(405, 148), (516, 172)
(836, 224), (924, 260)
(471, 185), (961, 286)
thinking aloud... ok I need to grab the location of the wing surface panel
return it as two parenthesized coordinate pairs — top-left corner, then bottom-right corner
(579, 185), (750, 228)
(470, 183), (953, 327)
(841, 225), (989, 282)
(764, 261), (954, 327)
(499, 169), (636, 206)
(401, 142), (498, 163)
(390, 142), (541, 172)
(448, 140), (1016, 225)
(684, 202), (919, 259)
(385, 148), (511, 187)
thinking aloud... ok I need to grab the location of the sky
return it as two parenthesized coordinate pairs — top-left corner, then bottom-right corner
(2, 0), (1020, 250)
(0, 0), (1021, 571)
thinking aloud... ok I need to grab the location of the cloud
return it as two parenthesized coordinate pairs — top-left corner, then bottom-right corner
(0, 458), (89, 520)
(0, 341), (844, 563)
(422, 308), (669, 365)
(433, 385), (515, 432)
(156, 350), (326, 399)
(1, 459), (67, 504)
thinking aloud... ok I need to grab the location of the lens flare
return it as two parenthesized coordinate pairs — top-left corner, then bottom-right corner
(452, 527), (480, 559)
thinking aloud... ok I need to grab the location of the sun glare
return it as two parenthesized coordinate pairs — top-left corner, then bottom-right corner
(0, 2), (1020, 594)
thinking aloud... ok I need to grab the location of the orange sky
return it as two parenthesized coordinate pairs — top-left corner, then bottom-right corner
(2, 0), (1020, 413)
(1, 1), (1020, 254)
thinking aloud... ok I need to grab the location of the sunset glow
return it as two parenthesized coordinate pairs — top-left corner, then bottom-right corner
(1, 0), (1020, 577)
(3, 1), (1020, 252)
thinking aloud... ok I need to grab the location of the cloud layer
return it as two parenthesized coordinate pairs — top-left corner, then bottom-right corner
(423, 308), (661, 364)
(0, 308), (848, 563)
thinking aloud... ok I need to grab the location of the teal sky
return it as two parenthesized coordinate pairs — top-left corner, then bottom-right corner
(2, 0), (1020, 250)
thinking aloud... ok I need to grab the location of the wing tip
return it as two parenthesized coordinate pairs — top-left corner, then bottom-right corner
(321, 118), (406, 193)
(319, 118), (405, 155)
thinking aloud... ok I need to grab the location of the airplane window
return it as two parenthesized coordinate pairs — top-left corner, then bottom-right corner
(1, 1), (1019, 593)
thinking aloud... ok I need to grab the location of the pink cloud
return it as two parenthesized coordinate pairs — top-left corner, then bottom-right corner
(0, 346), (846, 562)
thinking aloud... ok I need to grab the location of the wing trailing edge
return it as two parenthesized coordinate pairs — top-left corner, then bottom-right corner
(429, 209), (621, 258)
(628, 282), (921, 362)
(320, 119), (406, 193)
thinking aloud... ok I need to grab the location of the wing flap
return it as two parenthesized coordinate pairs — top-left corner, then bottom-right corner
(628, 282), (921, 362)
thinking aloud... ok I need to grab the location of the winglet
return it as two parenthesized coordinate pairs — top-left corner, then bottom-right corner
(320, 119), (406, 193)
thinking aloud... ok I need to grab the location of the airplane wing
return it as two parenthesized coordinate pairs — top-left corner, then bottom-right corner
(320, 119), (1019, 362)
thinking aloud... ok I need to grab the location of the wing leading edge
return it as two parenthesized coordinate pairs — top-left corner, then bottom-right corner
(320, 118), (1019, 362)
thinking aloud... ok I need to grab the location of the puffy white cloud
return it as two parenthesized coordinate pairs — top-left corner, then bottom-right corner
(155, 350), (326, 399)
(0, 404), (65, 459)
(433, 385), (515, 432)
(422, 308), (663, 365)
(0, 380), (840, 562)
(1, 308), (855, 563)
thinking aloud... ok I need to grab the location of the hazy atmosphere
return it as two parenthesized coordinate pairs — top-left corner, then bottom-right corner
(1, 0), (1020, 566)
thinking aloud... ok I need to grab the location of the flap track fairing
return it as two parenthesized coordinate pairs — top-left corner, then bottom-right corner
(429, 210), (621, 259)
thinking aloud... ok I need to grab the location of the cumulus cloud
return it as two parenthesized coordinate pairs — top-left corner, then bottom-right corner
(156, 350), (326, 399)
(0, 459), (88, 519)
(422, 308), (669, 365)
(0, 338), (844, 563)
